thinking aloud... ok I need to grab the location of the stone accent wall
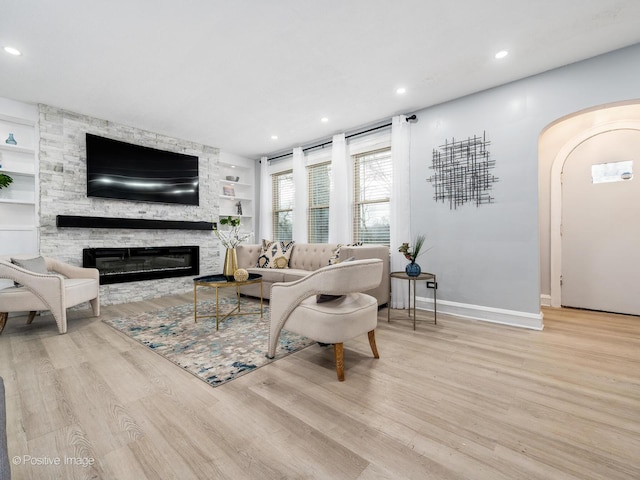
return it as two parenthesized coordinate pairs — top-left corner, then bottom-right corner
(38, 105), (220, 305)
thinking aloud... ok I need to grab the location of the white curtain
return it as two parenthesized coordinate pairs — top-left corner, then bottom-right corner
(292, 147), (308, 242)
(390, 115), (412, 308)
(259, 156), (272, 242)
(329, 133), (351, 243)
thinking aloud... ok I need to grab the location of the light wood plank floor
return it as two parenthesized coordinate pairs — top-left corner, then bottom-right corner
(0, 294), (639, 480)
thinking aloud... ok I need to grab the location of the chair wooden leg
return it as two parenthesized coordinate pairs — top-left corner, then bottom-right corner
(368, 330), (380, 358)
(334, 343), (345, 381)
(26, 311), (37, 324)
(0, 312), (7, 335)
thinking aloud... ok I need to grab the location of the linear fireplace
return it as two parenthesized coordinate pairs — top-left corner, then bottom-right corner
(83, 246), (199, 285)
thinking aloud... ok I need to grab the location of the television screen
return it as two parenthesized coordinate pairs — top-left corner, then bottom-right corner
(86, 133), (199, 205)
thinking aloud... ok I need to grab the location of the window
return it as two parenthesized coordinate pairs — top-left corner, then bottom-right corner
(307, 162), (331, 243)
(591, 160), (633, 184)
(353, 148), (391, 245)
(272, 170), (294, 241)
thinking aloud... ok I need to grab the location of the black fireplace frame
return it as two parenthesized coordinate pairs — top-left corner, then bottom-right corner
(83, 246), (200, 285)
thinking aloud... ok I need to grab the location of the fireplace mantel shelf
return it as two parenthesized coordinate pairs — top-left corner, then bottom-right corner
(56, 215), (216, 230)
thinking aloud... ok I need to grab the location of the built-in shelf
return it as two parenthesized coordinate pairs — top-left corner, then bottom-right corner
(0, 198), (35, 205)
(0, 100), (38, 255)
(0, 113), (36, 127)
(0, 144), (35, 155)
(0, 225), (36, 231)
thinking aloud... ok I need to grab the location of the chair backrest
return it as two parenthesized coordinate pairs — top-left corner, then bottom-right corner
(269, 258), (383, 326)
(294, 258), (384, 296)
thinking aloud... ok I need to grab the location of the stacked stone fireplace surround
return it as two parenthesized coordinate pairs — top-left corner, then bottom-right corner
(38, 105), (220, 306)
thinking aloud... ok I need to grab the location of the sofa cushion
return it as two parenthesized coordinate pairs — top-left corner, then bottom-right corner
(246, 267), (287, 284)
(282, 269), (311, 283)
(256, 240), (295, 269)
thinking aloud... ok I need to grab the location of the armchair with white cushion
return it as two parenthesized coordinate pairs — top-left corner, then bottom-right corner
(267, 258), (383, 381)
(0, 255), (100, 335)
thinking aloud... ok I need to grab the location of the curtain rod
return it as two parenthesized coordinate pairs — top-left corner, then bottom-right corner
(266, 121), (394, 162)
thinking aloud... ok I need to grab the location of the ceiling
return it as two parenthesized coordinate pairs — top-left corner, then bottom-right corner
(2, 1), (640, 159)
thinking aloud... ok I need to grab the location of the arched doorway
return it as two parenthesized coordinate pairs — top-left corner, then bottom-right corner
(560, 129), (640, 314)
(540, 100), (640, 313)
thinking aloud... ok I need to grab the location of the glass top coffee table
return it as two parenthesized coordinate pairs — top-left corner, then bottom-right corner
(193, 273), (263, 330)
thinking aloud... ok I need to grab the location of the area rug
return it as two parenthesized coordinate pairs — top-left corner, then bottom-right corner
(103, 299), (314, 387)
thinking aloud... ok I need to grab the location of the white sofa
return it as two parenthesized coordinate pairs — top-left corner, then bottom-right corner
(0, 255), (100, 335)
(236, 243), (390, 306)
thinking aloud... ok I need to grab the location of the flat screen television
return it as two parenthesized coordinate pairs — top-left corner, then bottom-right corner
(86, 133), (199, 205)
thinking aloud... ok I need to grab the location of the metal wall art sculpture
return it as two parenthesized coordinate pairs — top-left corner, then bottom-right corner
(427, 132), (498, 209)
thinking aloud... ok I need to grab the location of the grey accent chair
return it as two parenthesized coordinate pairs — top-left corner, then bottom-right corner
(0, 255), (100, 335)
(267, 258), (383, 381)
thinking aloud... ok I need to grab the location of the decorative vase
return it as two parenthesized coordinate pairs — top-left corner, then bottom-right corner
(405, 261), (421, 277)
(223, 247), (238, 278)
(5, 133), (17, 145)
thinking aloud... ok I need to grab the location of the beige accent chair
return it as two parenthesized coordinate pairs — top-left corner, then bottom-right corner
(268, 258), (383, 381)
(0, 255), (100, 335)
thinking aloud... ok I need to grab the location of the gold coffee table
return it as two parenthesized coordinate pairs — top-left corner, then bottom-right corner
(193, 273), (263, 330)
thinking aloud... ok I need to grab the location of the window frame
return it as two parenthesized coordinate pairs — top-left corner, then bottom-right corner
(271, 169), (294, 241)
(352, 147), (392, 245)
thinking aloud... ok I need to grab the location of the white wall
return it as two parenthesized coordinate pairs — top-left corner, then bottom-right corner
(406, 43), (640, 325)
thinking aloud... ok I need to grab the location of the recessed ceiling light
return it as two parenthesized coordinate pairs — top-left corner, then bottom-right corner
(396, 87), (406, 95)
(495, 50), (508, 59)
(271, 135), (278, 140)
(321, 117), (329, 123)
(3, 46), (21, 56)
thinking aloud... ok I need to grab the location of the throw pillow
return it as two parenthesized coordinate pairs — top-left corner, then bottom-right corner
(327, 242), (363, 265)
(256, 240), (295, 269)
(11, 256), (49, 287)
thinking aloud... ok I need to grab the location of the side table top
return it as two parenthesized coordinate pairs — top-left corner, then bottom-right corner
(390, 271), (436, 281)
(194, 273), (262, 286)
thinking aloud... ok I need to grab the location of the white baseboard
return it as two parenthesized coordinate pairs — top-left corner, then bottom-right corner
(414, 296), (544, 330)
(540, 294), (551, 307)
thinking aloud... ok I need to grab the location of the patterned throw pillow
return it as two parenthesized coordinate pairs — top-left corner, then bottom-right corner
(256, 240), (295, 269)
(327, 242), (363, 265)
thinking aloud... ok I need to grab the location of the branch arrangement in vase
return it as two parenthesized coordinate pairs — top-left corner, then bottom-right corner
(213, 216), (252, 248)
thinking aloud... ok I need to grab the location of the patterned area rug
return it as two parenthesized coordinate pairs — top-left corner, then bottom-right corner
(103, 299), (314, 387)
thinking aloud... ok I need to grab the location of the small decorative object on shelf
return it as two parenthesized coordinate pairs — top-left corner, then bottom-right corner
(236, 201), (242, 215)
(5, 133), (17, 145)
(398, 234), (427, 277)
(234, 268), (249, 282)
(223, 185), (235, 196)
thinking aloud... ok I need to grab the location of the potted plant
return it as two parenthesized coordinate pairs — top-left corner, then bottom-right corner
(398, 234), (427, 277)
(0, 173), (12, 190)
